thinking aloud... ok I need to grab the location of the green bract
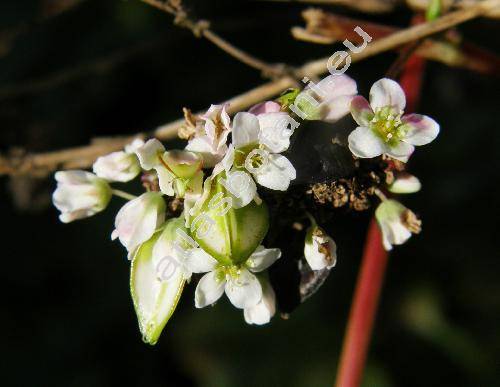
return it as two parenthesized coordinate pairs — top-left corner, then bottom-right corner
(190, 178), (269, 266)
(130, 226), (185, 345)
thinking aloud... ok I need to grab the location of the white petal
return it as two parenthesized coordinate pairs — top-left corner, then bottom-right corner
(350, 95), (374, 127)
(315, 74), (358, 100)
(124, 138), (145, 154)
(401, 114), (440, 146)
(258, 112), (293, 153)
(223, 170), (257, 209)
(155, 166), (175, 196)
(253, 154), (296, 191)
(195, 271), (225, 308)
(243, 278), (276, 325)
(232, 112), (260, 148)
(185, 137), (225, 168)
(369, 78), (406, 111)
(385, 141), (415, 163)
(225, 269), (262, 309)
(212, 144), (235, 177)
(322, 95), (355, 122)
(54, 170), (94, 184)
(185, 248), (218, 274)
(114, 192), (165, 252)
(348, 126), (385, 158)
(246, 246), (281, 273)
(135, 138), (165, 170)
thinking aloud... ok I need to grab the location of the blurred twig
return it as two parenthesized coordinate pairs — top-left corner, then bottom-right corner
(139, 0), (293, 79)
(293, 10), (500, 75)
(292, 9), (500, 75)
(262, 0), (400, 13)
(1, 0), (497, 177)
(0, 0), (86, 58)
(0, 39), (164, 100)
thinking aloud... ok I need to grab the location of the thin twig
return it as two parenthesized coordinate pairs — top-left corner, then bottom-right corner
(1, 1), (496, 177)
(139, 0), (288, 78)
(261, 0), (399, 13)
(293, 10), (500, 75)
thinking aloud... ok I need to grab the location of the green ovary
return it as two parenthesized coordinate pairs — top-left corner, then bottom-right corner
(369, 106), (407, 146)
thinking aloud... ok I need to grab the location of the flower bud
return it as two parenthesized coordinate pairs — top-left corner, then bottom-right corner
(189, 178), (269, 265)
(388, 173), (421, 194)
(375, 199), (422, 251)
(130, 230), (185, 345)
(93, 151), (141, 182)
(243, 276), (276, 325)
(304, 225), (337, 270)
(52, 170), (111, 223)
(112, 192), (166, 257)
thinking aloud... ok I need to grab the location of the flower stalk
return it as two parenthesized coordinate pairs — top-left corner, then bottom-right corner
(334, 219), (388, 387)
(112, 189), (138, 201)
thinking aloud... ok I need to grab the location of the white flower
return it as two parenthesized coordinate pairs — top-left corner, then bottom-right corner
(243, 276), (276, 325)
(112, 192), (166, 257)
(92, 139), (144, 182)
(375, 199), (421, 251)
(135, 139), (203, 197)
(304, 225), (337, 270)
(294, 74), (357, 121)
(52, 170), (111, 223)
(185, 104), (231, 167)
(388, 173), (421, 194)
(348, 78), (440, 162)
(212, 111), (296, 207)
(194, 245), (281, 309)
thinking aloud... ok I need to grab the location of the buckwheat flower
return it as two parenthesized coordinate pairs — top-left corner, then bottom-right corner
(185, 104), (231, 167)
(92, 139), (144, 182)
(135, 139), (203, 197)
(388, 173), (421, 194)
(194, 245), (281, 309)
(243, 276), (276, 325)
(212, 111), (296, 206)
(53, 170), (112, 223)
(348, 78), (439, 162)
(304, 224), (337, 270)
(294, 74), (357, 121)
(375, 199), (422, 251)
(112, 192), (166, 258)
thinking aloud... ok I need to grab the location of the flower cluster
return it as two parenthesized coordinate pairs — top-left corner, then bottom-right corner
(52, 75), (439, 343)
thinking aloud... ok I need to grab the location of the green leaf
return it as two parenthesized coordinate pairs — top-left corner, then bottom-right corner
(130, 230), (185, 345)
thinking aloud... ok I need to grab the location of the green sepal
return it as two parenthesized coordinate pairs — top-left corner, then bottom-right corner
(130, 229), (185, 345)
(277, 88), (300, 110)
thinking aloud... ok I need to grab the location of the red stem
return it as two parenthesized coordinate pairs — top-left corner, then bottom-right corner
(334, 219), (388, 387)
(334, 16), (425, 386)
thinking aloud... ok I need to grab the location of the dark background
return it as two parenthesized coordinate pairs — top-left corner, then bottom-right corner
(1, 0), (499, 386)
